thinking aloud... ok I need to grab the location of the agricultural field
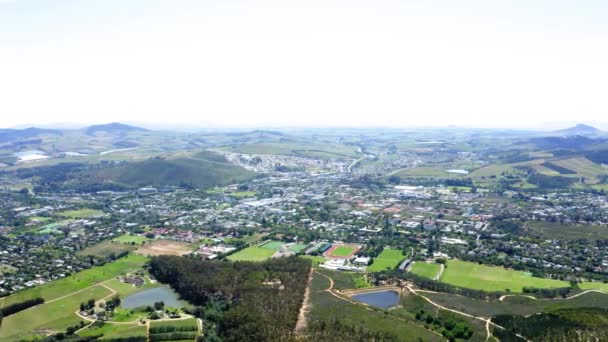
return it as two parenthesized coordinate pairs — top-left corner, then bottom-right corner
(135, 240), (193, 256)
(439, 260), (569, 293)
(79, 322), (147, 339)
(367, 249), (406, 272)
(55, 208), (104, 218)
(113, 234), (151, 245)
(527, 222), (608, 241)
(77, 240), (136, 258)
(409, 261), (442, 279)
(323, 244), (361, 258)
(226, 246), (276, 261)
(0, 254), (148, 307)
(0, 285), (112, 341)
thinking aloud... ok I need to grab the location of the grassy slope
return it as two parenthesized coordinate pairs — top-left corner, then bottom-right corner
(409, 262), (442, 279)
(440, 260), (569, 293)
(1, 254), (148, 307)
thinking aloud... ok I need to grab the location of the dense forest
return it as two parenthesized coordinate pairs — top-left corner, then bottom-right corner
(148, 255), (311, 342)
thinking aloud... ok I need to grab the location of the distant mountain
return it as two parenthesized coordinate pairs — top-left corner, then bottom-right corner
(0, 127), (62, 143)
(554, 124), (603, 137)
(85, 122), (149, 135)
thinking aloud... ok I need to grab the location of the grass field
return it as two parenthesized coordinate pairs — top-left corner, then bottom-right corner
(55, 208), (104, 218)
(113, 234), (150, 245)
(77, 240), (135, 258)
(230, 191), (256, 198)
(300, 255), (326, 266)
(409, 262), (442, 279)
(259, 240), (284, 250)
(79, 322), (147, 339)
(367, 249), (406, 272)
(0, 254), (148, 307)
(527, 222), (608, 241)
(440, 260), (569, 293)
(394, 166), (465, 178)
(0, 285), (112, 341)
(150, 317), (199, 329)
(578, 281), (608, 292)
(227, 246), (276, 261)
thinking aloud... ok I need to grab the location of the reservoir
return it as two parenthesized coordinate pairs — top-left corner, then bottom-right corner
(352, 290), (400, 309)
(122, 286), (184, 309)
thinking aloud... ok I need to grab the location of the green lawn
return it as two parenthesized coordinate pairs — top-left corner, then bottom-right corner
(300, 255), (326, 266)
(104, 277), (159, 297)
(0, 285), (112, 341)
(113, 234), (150, 245)
(367, 249), (406, 272)
(1, 254), (148, 307)
(227, 246), (276, 262)
(440, 260), (569, 293)
(259, 240), (284, 250)
(55, 208), (104, 218)
(410, 262), (442, 279)
(579, 281), (608, 292)
(329, 246), (358, 257)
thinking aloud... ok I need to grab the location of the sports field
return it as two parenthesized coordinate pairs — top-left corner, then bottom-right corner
(440, 260), (569, 293)
(288, 243), (309, 252)
(113, 234), (150, 244)
(410, 262), (442, 279)
(323, 244), (361, 259)
(367, 249), (406, 272)
(227, 246), (276, 261)
(55, 208), (104, 218)
(260, 240), (284, 250)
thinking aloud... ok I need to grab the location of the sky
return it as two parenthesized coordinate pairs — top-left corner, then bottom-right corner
(1, 0), (608, 130)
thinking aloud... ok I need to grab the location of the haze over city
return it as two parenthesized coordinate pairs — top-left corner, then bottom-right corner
(2, 0), (608, 129)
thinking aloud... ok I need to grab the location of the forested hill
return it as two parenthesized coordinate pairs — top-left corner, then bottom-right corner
(148, 256), (311, 341)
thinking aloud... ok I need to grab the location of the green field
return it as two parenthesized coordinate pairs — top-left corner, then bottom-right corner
(300, 255), (326, 266)
(527, 222), (608, 241)
(0, 285), (112, 341)
(367, 249), (406, 272)
(77, 240), (136, 258)
(440, 260), (569, 293)
(150, 317), (199, 329)
(227, 246), (276, 261)
(56, 208), (104, 218)
(0, 254), (148, 307)
(394, 166), (465, 178)
(578, 281), (608, 293)
(230, 191), (256, 198)
(328, 245), (358, 257)
(259, 240), (284, 250)
(79, 322), (147, 339)
(409, 262), (442, 279)
(288, 243), (309, 252)
(113, 234), (150, 245)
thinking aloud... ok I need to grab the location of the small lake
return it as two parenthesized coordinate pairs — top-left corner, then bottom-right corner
(122, 286), (184, 309)
(352, 290), (400, 309)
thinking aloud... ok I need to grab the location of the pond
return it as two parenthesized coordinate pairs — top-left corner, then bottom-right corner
(352, 290), (400, 309)
(122, 286), (184, 309)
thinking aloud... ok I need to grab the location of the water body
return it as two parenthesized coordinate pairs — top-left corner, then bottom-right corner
(352, 290), (400, 309)
(446, 169), (469, 175)
(122, 286), (184, 309)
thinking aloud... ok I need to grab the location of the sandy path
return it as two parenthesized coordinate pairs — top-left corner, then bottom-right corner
(294, 267), (314, 334)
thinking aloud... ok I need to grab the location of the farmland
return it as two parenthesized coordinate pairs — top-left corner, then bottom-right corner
(367, 249), (406, 272)
(227, 246), (276, 261)
(0, 254), (148, 307)
(439, 260), (569, 293)
(409, 262), (442, 279)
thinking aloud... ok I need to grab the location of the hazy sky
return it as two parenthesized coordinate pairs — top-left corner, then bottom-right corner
(1, 0), (607, 129)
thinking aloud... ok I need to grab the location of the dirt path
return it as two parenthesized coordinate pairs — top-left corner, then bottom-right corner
(498, 294), (537, 302)
(433, 263), (445, 281)
(294, 267), (314, 334)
